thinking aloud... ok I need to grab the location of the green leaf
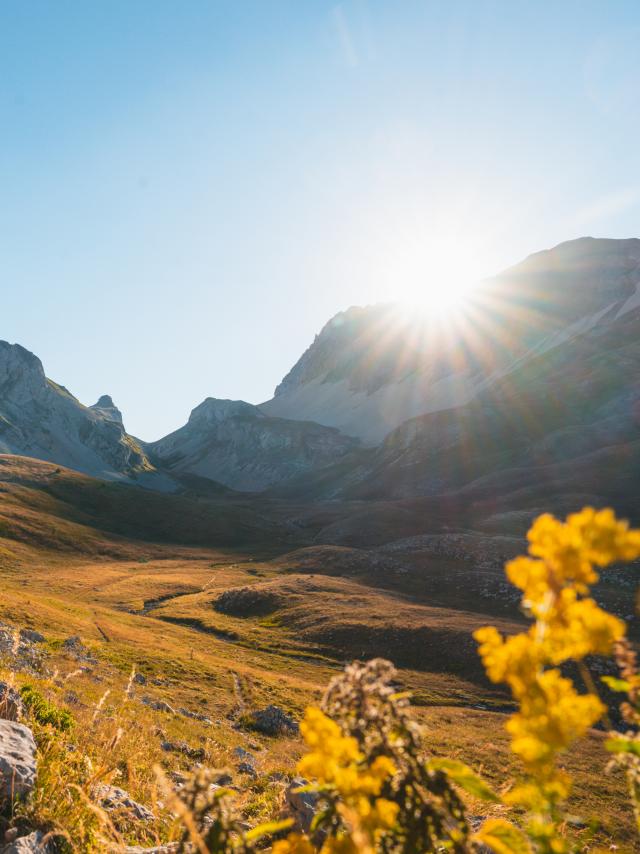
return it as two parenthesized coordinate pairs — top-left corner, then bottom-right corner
(427, 758), (499, 802)
(244, 819), (293, 842)
(601, 676), (632, 692)
(605, 736), (640, 756)
(474, 818), (532, 854)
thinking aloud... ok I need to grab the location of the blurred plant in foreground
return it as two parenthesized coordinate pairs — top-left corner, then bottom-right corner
(273, 508), (640, 854)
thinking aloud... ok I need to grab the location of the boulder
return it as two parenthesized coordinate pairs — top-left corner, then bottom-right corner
(95, 784), (154, 822)
(247, 705), (298, 736)
(1, 831), (52, 853)
(61, 637), (96, 664)
(286, 778), (318, 834)
(0, 624), (45, 675)
(232, 746), (255, 763)
(176, 707), (212, 724)
(0, 721), (37, 807)
(18, 631), (45, 645)
(141, 697), (175, 714)
(236, 762), (257, 778)
(0, 683), (23, 722)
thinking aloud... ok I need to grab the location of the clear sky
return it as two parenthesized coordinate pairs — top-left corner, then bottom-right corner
(2, 1), (640, 440)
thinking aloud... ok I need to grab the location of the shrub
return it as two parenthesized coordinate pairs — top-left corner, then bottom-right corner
(20, 685), (74, 732)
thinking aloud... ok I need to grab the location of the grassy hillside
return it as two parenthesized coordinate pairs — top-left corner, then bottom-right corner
(0, 455), (637, 850)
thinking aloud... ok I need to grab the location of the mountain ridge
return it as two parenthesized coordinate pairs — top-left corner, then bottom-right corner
(261, 236), (640, 444)
(2, 236), (640, 503)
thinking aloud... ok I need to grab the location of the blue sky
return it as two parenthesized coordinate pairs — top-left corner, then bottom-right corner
(2, 1), (640, 439)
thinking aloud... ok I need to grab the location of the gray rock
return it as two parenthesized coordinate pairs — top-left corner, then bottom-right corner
(236, 761), (257, 778)
(95, 784), (154, 822)
(0, 721), (37, 806)
(61, 636), (96, 663)
(248, 705), (298, 736)
(63, 691), (82, 707)
(168, 770), (188, 786)
(176, 707), (212, 724)
(0, 624), (45, 676)
(286, 778), (318, 834)
(133, 673), (146, 685)
(232, 746), (255, 763)
(141, 697), (175, 714)
(160, 741), (205, 761)
(0, 683), (23, 722)
(19, 630), (45, 645)
(1, 831), (52, 853)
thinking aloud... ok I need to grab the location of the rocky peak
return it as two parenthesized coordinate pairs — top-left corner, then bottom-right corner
(0, 343), (161, 484)
(90, 395), (123, 426)
(188, 398), (263, 425)
(148, 396), (357, 492)
(262, 237), (640, 444)
(0, 341), (46, 391)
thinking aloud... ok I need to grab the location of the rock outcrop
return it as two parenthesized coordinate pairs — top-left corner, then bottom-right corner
(1, 831), (52, 853)
(146, 397), (358, 492)
(0, 720), (37, 806)
(286, 778), (318, 834)
(95, 784), (155, 823)
(246, 705), (298, 736)
(0, 341), (170, 487)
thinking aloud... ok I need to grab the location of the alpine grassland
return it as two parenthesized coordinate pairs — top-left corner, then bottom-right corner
(1, 490), (640, 852)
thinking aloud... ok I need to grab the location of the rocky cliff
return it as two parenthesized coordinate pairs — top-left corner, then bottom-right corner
(262, 237), (640, 445)
(146, 397), (358, 491)
(0, 342), (168, 486)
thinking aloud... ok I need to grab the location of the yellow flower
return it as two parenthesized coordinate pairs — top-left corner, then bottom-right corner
(566, 506), (640, 565)
(297, 707), (396, 799)
(273, 833), (316, 854)
(507, 669), (604, 769)
(321, 838), (358, 854)
(544, 597), (625, 662)
(476, 507), (638, 813)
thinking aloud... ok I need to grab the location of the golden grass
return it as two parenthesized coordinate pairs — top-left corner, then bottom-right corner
(0, 455), (636, 849)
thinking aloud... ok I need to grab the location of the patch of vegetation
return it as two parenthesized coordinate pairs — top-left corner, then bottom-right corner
(20, 685), (74, 732)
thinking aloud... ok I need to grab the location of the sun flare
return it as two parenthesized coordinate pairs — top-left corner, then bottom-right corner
(402, 266), (479, 318)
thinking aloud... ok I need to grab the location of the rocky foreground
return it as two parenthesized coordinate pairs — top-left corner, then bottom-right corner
(0, 623), (318, 853)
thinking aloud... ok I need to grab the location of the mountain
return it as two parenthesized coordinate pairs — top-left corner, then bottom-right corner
(0, 341), (171, 487)
(2, 237), (639, 502)
(269, 238), (640, 516)
(146, 397), (358, 491)
(262, 237), (640, 445)
(89, 394), (124, 425)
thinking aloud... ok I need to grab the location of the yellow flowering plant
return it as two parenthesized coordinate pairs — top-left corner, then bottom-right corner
(275, 659), (475, 853)
(279, 508), (640, 854)
(157, 507), (640, 853)
(474, 507), (640, 853)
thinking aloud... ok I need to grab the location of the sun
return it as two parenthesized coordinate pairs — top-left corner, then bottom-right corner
(401, 266), (479, 318)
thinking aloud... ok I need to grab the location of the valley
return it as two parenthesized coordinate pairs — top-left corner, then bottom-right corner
(2, 238), (640, 849)
(0, 455), (638, 849)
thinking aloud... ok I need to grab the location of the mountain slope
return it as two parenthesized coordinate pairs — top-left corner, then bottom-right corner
(271, 279), (640, 519)
(0, 341), (173, 487)
(262, 237), (640, 444)
(146, 397), (359, 491)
